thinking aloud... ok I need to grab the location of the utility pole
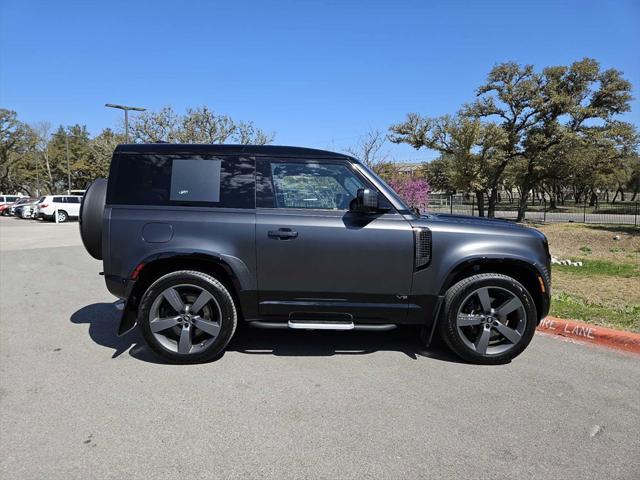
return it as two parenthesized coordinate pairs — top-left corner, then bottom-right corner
(105, 103), (146, 143)
(35, 148), (39, 197)
(65, 134), (71, 194)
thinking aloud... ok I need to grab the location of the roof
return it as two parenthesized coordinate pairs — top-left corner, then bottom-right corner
(114, 143), (353, 159)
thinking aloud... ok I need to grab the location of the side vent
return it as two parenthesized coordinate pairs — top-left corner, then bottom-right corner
(413, 227), (432, 270)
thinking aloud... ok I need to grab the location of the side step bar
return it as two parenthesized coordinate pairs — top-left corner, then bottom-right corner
(288, 320), (354, 330)
(248, 320), (397, 332)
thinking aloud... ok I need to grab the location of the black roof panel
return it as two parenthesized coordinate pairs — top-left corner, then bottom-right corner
(114, 143), (353, 159)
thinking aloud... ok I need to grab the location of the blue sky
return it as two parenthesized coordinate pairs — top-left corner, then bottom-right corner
(1, 0), (639, 161)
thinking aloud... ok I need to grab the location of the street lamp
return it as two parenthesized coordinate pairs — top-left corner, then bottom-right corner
(105, 103), (146, 143)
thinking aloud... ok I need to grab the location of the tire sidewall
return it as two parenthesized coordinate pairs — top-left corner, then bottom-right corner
(440, 274), (537, 365)
(138, 271), (237, 364)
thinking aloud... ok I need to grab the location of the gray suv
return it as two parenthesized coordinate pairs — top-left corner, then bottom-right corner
(80, 144), (551, 365)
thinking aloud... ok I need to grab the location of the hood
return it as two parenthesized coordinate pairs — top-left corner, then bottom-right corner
(421, 213), (527, 229)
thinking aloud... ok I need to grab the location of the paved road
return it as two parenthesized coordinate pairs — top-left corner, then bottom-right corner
(1, 216), (639, 479)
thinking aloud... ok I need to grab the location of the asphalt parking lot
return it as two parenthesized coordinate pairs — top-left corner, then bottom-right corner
(1, 216), (639, 479)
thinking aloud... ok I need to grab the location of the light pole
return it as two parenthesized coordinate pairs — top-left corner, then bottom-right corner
(105, 103), (146, 143)
(65, 134), (71, 194)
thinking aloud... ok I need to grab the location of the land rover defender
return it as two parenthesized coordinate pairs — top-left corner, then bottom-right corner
(79, 144), (551, 364)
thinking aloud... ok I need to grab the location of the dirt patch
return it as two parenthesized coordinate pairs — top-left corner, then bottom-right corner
(536, 223), (640, 263)
(552, 272), (640, 310)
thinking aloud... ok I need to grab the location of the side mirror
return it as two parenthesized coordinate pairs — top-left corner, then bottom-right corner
(352, 188), (379, 213)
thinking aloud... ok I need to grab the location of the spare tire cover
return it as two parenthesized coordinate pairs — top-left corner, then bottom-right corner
(79, 178), (107, 260)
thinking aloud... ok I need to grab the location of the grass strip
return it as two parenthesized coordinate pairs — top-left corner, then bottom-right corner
(549, 291), (640, 332)
(552, 259), (640, 278)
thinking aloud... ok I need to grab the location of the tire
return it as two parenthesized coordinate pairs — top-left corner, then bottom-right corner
(56, 210), (68, 223)
(138, 270), (238, 364)
(439, 273), (537, 365)
(79, 178), (107, 260)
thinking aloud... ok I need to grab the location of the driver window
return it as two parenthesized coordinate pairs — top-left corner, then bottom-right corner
(270, 162), (365, 210)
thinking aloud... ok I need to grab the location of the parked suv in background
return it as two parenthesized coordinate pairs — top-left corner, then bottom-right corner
(37, 195), (83, 222)
(80, 144), (551, 365)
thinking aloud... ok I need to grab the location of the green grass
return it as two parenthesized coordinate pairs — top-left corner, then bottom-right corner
(550, 292), (640, 332)
(552, 259), (640, 278)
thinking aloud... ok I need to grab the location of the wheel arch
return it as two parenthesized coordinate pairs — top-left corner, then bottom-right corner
(125, 252), (248, 322)
(439, 257), (550, 322)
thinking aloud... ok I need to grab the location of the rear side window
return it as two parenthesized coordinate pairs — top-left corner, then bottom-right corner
(170, 159), (221, 203)
(7, 196), (18, 202)
(108, 154), (255, 208)
(53, 196), (63, 202)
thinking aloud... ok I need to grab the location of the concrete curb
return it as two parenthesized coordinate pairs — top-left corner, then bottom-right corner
(538, 316), (640, 354)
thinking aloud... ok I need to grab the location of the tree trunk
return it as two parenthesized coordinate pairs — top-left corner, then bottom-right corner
(516, 189), (529, 222)
(475, 190), (485, 217)
(589, 191), (597, 207)
(487, 187), (498, 218)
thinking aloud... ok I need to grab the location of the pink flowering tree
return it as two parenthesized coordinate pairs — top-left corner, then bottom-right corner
(388, 177), (431, 211)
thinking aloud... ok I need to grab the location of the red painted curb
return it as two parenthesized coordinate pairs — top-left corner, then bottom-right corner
(537, 316), (640, 354)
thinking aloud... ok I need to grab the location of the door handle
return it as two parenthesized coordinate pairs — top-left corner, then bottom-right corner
(268, 228), (298, 240)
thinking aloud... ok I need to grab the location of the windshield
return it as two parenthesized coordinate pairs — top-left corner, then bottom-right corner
(354, 162), (412, 213)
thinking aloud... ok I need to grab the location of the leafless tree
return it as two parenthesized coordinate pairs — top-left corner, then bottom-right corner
(345, 129), (390, 167)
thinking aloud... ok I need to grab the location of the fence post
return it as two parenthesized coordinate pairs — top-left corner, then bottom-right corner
(450, 195), (453, 215)
(471, 196), (475, 216)
(583, 202), (587, 223)
(635, 201), (638, 227)
(543, 198), (547, 223)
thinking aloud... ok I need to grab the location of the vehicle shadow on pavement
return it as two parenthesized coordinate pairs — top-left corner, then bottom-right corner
(70, 302), (162, 364)
(70, 303), (463, 364)
(227, 324), (464, 363)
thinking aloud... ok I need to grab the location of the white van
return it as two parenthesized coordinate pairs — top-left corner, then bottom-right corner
(0, 195), (22, 205)
(36, 195), (83, 222)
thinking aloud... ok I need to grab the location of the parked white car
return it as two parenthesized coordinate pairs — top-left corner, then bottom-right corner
(36, 195), (83, 222)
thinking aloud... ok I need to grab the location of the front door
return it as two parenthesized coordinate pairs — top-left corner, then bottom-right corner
(255, 158), (414, 323)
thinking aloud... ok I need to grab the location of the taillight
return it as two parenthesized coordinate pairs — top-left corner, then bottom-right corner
(41, 204), (48, 208)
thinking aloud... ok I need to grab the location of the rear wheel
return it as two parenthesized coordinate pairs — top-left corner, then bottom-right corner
(56, 210), (68, 223)
(139, 270), (238, 364)
(439, 273), (537, 365)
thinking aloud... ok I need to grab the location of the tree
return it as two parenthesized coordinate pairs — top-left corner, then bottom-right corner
(468, 58), (635, 220)
(129, 106), (274, 145)
(389, 114), (506, 216)
(387, 176), (430, 211)
(345, 129), (389, 167)
(390, 58), (637, 220)
(420, 156), (456, 195)
(0, 109), (37, 194)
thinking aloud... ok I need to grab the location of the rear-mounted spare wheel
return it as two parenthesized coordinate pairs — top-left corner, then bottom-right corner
(79, 178), (107, 260)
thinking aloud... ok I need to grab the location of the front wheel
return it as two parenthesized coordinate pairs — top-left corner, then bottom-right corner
(138, 270), (238, 364)
(439, 273), (537, 365)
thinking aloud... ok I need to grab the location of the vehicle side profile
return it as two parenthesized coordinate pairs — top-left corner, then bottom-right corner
(37, 194), (83, 222)
(80, 144), (551, 365)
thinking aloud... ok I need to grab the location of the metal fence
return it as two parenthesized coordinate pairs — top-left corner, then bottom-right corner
(427, 194), (640, 225)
